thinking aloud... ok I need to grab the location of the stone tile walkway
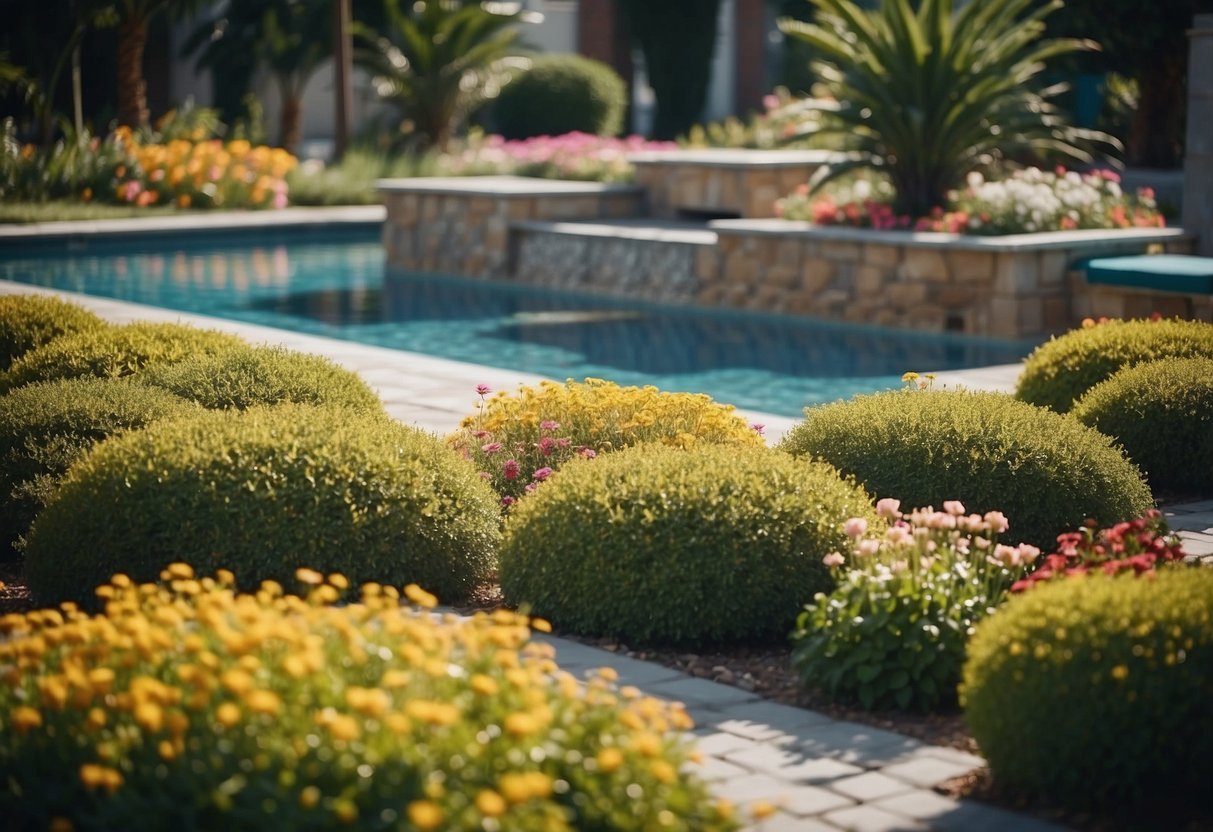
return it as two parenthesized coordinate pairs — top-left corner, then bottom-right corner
(0, 279), (1081, 830)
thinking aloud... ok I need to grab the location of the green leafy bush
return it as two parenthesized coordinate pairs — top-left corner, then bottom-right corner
(777, 389), (1154, 550)
(136, 345), (384, 413)
(792, 500), (1038, 712)
(24, 404), (501, 607)
(1071, 357), (1213, 492)
(1015, 317), (1213, 412)
(451, 379), (765, 504)
(492, 54), (627, 139)
(0, 322), (246, 395)
(961, 569), (1213, 811)
(0, 377), (198, 560)
(499, 443), (878, 645)
(0, 569), (737, 831)
(0, 293), (105, 371)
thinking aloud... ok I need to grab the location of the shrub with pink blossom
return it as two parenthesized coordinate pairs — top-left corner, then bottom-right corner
(436, 132), (678, 183)
(791, 499), (1039, 712)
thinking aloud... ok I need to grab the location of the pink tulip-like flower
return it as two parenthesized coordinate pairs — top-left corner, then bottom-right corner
(502, 459), (520, 480)
(1017, 543), (1041, 564)
(822, 552), (845, 568)
(537, 436), (557, 457)
(875, 498), (901, 519)
(540, 420), (561, 432)
(577, 447), (597, 459)
(532, 467), (553, 482)
(943, 500), (966, 516)
(885, 525), (911, 545)
(475, 384), (492, 396)
(856, 539), (881, 558)
(994, 544), (1021, 566)
(481, 442), (503, 454)
(524, 482), (539, 494)
(473, 430), (491, 440)
(983, 511), (1009, 534)
(844, 518), (868, 538)
(501, 496), (515, 507)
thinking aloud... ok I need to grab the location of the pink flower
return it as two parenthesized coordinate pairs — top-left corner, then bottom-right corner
(501, 496), (515, 507)
(822, 552), (845, 568)
(532, 467), (553, 481)
(537, 436), (557, 456)
(943, 500), (966, 516)
(875, 498), (901, 519)
(577, 447), (597, 459)
(473, 430), (491, 440)
(502, 459), (520, 480)
(843, 518), (868, 538)
(983, 511), (1009, 534)
(856, 539), (881, 558)
(540, 420), (561, 432)
(272, 191), (288, 210)
(524, 482), (539, 494)
(475, 384), (491, 396)
(750, 423), (765, 436)
(481, 441), (503, 454)
(885, 525), (911, 545)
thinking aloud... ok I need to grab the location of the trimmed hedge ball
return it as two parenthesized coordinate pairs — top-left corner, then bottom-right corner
(24, 404), (501, 607)
(1072, 357), (1213, 493)
(0, 293), (105, 371)
(961, 569), (1213, 811)
(136, 344), (384, 413)
(0, 377), (198, 560)
(1015, 317), (1213, 412)
(499, 443), (879, 645)
(776, 390), (1154, 550)
(492, 53), (628, 139)
(0, 321), (246, 394)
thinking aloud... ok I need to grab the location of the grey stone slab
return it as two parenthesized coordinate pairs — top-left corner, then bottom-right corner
(713, 774), (856, 817)
(743, 812), (843, 832)
(1179, 533), (1213, 556)
(725, 744), (864, 783)
(826, 771), (917, 802)
(701, 699), (835, 741)
(1165, 513), (1213, 533)
(1165, 498), (1213, 513)
(822, 804), (927, 831)
(683, 755), (750, 783)
(880, 755), (984, 789)
(644, 675), (766, 709)
(873, 795), (1073, 832)
(691, 730), (761, 758)
(791, 721), (925, 767)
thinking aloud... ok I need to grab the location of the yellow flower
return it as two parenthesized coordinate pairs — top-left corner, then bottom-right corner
(295, 568), (324, 585)
(79, 763), (123, 794)
(469, 674), (498, 696)
(299, 785), (321, 809)
(596, 747), (624, 773)
(9, 706), (42, 733)
(750, 800), (777, 819)
(403, 584), (438, 608)
(475, 789), (507, 817)
(246, 689), (282, 716)
(406, 800), (444, 830)
(649, 760), (677, 784)
(504, 712), (538, 737)
(215, 702), (242, 728)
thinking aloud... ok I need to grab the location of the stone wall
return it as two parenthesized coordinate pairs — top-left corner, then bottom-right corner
(629, 150), (842, 219)
(701, 222), (1198, 338)
(378, 177), (643, 279)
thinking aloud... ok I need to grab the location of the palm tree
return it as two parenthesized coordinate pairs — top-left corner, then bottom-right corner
(186, 0), (332, 155)
(779, 0), (1117, 218)
(355, 0), (539, 152)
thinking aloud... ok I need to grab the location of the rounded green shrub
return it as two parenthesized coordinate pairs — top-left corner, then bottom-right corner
(24, 404), (501, 607)
(0, 571), (737, 832)
(499, 443), (879, 645)
(137, 344), (384, 413)
(1015, 317), (1213, 412)
(0, 377), (198, 560)
(0, 322), (247, 394)
(961, 569), (1213, 811)
(492, 54), (627, 139)
(0, 293), (105, 371)
(1071, 357), (1213, 493)
(776, 389), (1154, 550)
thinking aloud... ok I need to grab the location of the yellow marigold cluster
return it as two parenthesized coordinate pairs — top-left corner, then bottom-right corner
(0, 565), (735, 830)
(452, 377), (765, 503)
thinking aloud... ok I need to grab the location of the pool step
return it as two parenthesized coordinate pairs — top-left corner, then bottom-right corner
(511, 219), (718, 303)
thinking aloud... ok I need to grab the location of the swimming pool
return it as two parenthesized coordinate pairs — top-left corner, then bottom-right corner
(0, 226), (1038, 417)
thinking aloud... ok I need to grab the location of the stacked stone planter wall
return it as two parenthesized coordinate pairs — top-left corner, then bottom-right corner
(378, 171), (1201, 339)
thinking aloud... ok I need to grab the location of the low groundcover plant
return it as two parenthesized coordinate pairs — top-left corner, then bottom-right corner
(0, 565), (737, 831)
(791, 499), (1039, 712)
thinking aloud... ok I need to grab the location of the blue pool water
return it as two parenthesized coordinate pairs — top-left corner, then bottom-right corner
(0, 226), (1038, 417)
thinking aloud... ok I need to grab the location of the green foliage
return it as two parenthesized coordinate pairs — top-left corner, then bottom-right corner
(0, 377), (197, 560)
(792, 502), (1036, 712)
(1015, 317), (1213, 413)
(0, 293), (104, 371)
(450, 378), (765, 504)
(961, 569), (1213, 811)
(0, 571), (737, 832)
(778, 0), (1113, 217)
(136, 345), (383, 414)
(499, 443), (878, 645)
(25, 404), (500, 607)
(0, 322), (246, 395)
(0, 123), (134, 203)
(1071, 357), (1213, 492)
(777, 389), (1154, 550)
(492, 53), (627, 140)
(355, 0), (538, 150)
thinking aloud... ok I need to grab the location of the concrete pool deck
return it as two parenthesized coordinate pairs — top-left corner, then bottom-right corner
(2, 207), (1209, 830)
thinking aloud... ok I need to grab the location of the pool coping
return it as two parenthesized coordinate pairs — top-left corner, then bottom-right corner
(0, 205), (386, 244)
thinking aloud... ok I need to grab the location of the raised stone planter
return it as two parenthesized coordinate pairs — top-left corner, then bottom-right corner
(377, 176), (643, 279)
(701, 221), (1197, 337)
(627, 149), (841, 219)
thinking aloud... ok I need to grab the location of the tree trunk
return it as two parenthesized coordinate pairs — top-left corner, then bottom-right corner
(279, 79), (303, 156)
(1128, 57), (1186, 169)
(117, 14), (150, 129)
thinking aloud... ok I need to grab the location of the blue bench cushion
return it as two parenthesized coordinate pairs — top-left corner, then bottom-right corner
(1084, 255), (1213, 294)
